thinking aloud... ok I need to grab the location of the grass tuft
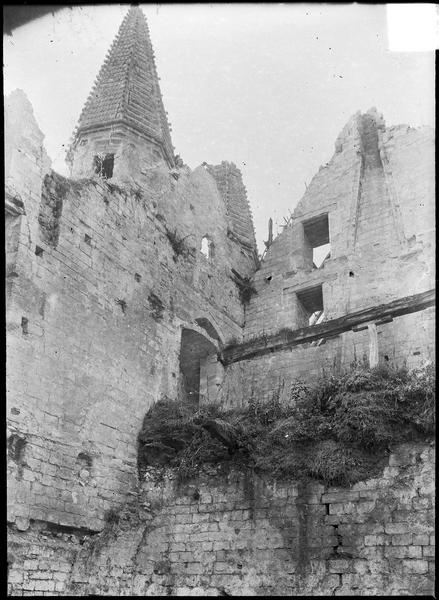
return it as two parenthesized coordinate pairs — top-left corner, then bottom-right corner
(164, 227), (188, 261)
(137, 363), (435, 486)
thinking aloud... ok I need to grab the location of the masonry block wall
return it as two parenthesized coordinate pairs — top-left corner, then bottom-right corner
(245, 109), (434, 339)
(224, 308), (435, 405)
(224, 109), (435, 403)
(6, 91), (257, 537)
(8, 442), (435, 596)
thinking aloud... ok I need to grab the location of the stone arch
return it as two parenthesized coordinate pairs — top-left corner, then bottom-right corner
(194, 317), (223, 347)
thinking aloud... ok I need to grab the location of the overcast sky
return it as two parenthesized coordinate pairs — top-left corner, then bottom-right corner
(3, 4), (435, 252)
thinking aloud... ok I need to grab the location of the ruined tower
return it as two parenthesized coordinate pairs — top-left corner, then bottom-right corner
(67, 5), (175, 181)
(6, 5), (258, 571)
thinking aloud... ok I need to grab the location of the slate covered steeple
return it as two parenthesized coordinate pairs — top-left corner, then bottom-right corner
(68, 5), (175, 179)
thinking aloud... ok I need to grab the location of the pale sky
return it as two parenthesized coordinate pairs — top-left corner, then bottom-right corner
(3, 4), (435, 252)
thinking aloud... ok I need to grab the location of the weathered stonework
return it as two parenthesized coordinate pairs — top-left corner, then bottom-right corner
(221, 108), (435, 405)
(6, 6), (434, 597)
(6, 92), (257, 536)
(8, 443), (435, 596)
(68, 7), (175, 177)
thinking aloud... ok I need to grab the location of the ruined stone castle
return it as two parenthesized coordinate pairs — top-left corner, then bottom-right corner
(6, 6), (435, 596)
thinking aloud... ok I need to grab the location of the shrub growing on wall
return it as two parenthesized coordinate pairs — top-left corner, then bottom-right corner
(137, 363), (435, 486)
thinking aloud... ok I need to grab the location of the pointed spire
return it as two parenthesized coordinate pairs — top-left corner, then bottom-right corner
(70, 5), (174, 168)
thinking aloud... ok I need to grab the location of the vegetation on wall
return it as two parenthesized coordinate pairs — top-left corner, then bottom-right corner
(138, 363), (435, 486)
(147, 292), (165, 320)
(38, 172), (80, 247)
(230, 269), (257, 305)
(164, 227), (189, 261)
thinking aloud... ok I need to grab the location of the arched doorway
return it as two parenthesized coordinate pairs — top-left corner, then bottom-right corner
(179, 327), (222, 404)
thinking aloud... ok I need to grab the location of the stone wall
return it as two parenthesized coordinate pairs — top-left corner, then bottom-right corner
(5, 95), (435, 597)
(6, 90), (256, 535)
(221, 109), (436, 404)
(244, 110), (434, 341)
(7, 442), (435, 596)
(219, 308), (435, 406)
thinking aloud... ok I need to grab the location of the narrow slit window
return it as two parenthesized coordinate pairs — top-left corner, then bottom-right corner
(21, 317), (29, 335)
(302, 213), (330, 268)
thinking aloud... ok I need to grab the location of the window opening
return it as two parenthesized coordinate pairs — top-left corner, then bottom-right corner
(296, 284), (324, 327)
(179, 328), (217, 404)
(302, 213), (330, 268)
(21, 317), (29, 335)
(201, 236), (215, 261)
(94, 153), (114, 179)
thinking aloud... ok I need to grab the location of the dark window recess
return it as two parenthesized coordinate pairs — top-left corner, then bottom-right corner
(84, 234), (92, 245)
(115, 298), (127, 314)
(21, 317), (29, 335)
(134, 273), (141, 282)
(94, 153), (114, 179)
(76, 452), (93, 468)
(35, 245), (44, 257)
(302, 213), (330, 268)
(8, 434), (27, 463)
(296, 284), (324, 326)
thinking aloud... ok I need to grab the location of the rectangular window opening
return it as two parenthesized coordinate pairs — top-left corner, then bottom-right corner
(296, 284), (324, 327)
(303, 213), (331, 269)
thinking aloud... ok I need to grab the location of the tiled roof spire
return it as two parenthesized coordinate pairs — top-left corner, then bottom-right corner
(72, 5), (174, 167)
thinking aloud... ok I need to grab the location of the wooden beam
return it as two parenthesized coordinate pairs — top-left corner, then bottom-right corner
(220, 289), (435, 365)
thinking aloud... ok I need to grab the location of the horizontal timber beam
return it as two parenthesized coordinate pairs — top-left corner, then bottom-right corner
(220, 289), (435, 365)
